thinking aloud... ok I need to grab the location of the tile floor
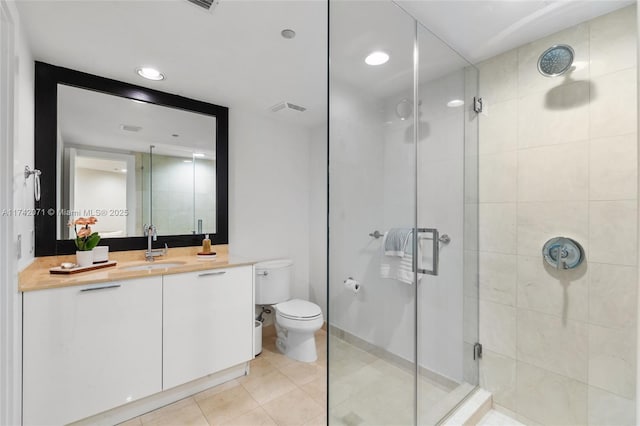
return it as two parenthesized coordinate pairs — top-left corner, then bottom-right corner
(120, 329), (327, 426)
(120, 330), (472, 426)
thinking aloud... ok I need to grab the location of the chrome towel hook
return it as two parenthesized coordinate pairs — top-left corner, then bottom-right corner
(24, 166), (42, 202)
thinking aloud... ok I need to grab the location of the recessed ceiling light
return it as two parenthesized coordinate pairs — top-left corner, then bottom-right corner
(136, 67), (165, 81)
(365, 51), (389, 66)
(281, 29), (296, 39)
(193, 153), (205, 158)
(446, 99), (465, 108)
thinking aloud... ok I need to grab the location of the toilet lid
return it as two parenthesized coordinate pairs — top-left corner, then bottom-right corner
(276, 299), (322, 319)
(255, 259), (293, 271)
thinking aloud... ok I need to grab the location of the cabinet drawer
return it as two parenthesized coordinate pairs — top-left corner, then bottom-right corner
(163, 265), (254, 389)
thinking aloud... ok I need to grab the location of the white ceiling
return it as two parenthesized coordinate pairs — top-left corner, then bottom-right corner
(16, 0), (328, 127)
(16, 0), (634, 128)
(397, 0), (635, 64)
(330, 1), (472, 100)
(76, 156), (127, 174)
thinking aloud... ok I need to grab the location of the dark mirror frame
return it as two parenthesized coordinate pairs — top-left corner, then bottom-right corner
(34, 61), (229, 256)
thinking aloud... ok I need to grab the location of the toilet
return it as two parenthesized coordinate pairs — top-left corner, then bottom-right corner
(255, 259), (323, 363)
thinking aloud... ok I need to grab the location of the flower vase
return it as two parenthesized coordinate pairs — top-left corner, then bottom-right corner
(92, 246), (109, 263)
(76, 250), (93, 267)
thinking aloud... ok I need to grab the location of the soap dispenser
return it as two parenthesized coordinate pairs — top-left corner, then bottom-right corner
(202, 234), (211, 254)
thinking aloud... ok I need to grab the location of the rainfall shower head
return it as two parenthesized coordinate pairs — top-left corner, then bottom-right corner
(537, 44), (575, 77)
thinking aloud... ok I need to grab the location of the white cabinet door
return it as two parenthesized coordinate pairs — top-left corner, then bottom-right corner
(23, 277), (162, 426)
(163, 266), (253, 390)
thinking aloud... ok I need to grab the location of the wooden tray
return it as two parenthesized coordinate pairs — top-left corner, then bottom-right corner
(196, 252), (217, 260)
(50, 260), (117, 275)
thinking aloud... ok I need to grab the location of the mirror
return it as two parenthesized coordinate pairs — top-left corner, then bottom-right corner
(35, 62), (228, 256)
(57, 85), (217, 239)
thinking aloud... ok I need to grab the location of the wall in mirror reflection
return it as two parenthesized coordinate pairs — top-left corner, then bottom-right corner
(138, 153), (216, 236)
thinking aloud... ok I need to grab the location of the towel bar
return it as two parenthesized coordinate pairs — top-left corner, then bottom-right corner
(368, 229), (451, 244)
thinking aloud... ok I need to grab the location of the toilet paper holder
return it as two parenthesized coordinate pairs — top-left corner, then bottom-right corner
(542, 237), (585, 270)
(343, 277), (361, 294)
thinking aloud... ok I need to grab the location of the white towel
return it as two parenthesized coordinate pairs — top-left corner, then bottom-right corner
(382, 228), (413, 257)
(380, 228), (423, 285)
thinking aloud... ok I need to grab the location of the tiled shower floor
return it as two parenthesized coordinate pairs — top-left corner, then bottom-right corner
(328, 336), (474, 426)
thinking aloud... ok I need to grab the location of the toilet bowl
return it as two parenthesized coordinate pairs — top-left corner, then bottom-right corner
(274, 299), (323, 362)
(254, 259), (323, 363)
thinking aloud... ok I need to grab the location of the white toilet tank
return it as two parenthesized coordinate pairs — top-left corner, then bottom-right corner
(255, 259), (293, 305)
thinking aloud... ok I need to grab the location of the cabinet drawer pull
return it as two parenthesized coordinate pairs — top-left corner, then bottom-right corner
(80, 284), (121, 292)
(198, 271), (227, 277)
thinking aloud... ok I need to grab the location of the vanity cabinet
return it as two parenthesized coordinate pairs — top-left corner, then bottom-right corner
(22, 276), (162, 426)
(163, 265), (254, 389)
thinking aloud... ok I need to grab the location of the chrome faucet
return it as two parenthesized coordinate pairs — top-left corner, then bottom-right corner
(143, 224), (167, 261)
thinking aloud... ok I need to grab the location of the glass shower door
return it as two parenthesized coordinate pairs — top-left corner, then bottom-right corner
(328, 2), (479, 425)
(415, 22), (479, 425)
(328, 1), (417, 424)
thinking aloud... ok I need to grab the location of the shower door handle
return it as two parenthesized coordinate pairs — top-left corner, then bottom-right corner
(416, 228), (439, 276)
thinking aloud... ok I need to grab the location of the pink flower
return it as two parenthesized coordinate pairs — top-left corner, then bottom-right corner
(74, 217), (89, 226)
(72, 216), (97, 226)
(77, 227), (92, 238)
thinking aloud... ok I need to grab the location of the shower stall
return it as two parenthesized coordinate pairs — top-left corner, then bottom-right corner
(328, 2), (479, 424)
(328, 1), (638, 425)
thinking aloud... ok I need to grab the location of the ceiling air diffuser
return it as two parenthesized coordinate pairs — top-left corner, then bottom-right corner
(186, 0), (219, 11)
(270, 102), (307, 113)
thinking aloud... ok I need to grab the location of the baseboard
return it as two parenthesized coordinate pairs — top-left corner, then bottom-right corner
(329, 325), (458, 391)
(69, 363), (249, 426)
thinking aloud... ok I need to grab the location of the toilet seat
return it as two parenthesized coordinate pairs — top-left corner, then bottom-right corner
(276, 299), (322, 321)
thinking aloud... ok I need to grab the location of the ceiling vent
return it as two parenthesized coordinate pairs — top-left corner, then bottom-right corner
(186, 0), (219, 11)
(270, 102), (307, 113)
(120, 124), (142, 132)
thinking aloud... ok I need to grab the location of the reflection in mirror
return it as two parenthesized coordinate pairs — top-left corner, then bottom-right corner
(57, 84), (217, 240)
(60, 148), (135, 239)
(140, 149), (216, 236)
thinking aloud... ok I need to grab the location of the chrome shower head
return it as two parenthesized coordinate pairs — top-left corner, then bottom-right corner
(537, 44), (575, 77)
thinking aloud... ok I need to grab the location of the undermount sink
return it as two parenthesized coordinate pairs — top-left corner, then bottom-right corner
(121, 262), (186, 272)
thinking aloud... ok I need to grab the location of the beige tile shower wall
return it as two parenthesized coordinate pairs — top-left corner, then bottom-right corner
(477, 6), (638, 426)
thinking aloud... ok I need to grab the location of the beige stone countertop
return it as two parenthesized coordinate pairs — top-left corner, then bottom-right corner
(19, 245), (256, 292)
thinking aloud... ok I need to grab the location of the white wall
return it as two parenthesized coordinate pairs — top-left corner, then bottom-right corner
(413, 71), (466, 381)
(328, 78), (386, 348)
(74, 168), (127, 235)
(309, 124), (327, 315)
(329, 69), (469, 381)
(13, 2), (34, 270)
(1, 2), (34, 424)
(329, 76), (437, 364)
(229, 106), (312, 302)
